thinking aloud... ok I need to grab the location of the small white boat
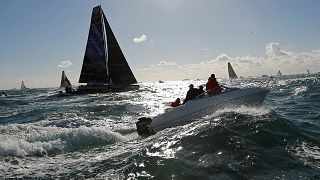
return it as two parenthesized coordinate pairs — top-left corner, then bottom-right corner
(136, 87), (269, 136)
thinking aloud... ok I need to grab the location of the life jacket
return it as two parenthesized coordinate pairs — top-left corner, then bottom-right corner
(171, 101), (180, 107)
(206, 78), (222, 93)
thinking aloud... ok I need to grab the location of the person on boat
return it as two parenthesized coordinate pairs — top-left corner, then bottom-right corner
(206, 74), (222, 94)
(170, 98), (181, 107)
(183, 84), (199, 104)
(197, 85), (205, 94)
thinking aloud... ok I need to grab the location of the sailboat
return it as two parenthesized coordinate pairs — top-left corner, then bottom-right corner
(277, 70), (282, 76)
(77, 6), (138, 93)
(20, 81), (28, 90)
(60, 71), (72, 88)
(228, 62), (238, 79)
(307, 69), (310, 74)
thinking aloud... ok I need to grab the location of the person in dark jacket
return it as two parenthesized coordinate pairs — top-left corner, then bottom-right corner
(206, 74), (222, 94)
(183, 84), (199, 104)
(198, 85), (205, 94)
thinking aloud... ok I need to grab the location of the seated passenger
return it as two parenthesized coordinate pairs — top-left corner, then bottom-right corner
(205, 74), (222, 94)
(183, 84), (199, 104)
(170, 98), (181, 107)
(198, 85), (205, 94)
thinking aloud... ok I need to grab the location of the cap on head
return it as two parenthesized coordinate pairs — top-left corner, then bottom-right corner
(210, 74), (215, 78)
(189, 84), (194, 88)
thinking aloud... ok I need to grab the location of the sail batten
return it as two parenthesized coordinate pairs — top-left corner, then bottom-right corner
(228, 62), (238, 79)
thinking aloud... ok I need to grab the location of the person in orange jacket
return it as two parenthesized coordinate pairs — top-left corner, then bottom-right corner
(170, 98), (181, 107)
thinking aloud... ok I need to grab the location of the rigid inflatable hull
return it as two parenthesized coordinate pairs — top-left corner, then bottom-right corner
(151, 87), (269, 132)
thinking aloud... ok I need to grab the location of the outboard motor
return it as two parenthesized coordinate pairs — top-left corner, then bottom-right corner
(136, 117), (154, 136)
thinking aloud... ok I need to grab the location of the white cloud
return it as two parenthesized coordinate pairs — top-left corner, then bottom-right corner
(200, 48), (212, 52)
(134, 42), (320, 82)
(266, 42), (288, 57)
(157, 61), (177, 66)
(133, 35), (147, 44)
(57, 60), (72, 68)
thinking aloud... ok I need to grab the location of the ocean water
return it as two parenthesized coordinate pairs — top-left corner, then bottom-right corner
(0, 74), (319, 179)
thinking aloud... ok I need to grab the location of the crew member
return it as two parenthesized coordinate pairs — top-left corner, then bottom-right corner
(170, 98), (181, 107)
(183, 84), (199, 104)
(206, 74), (222, 94)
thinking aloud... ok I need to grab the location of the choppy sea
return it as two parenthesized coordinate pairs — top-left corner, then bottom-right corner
(0, 74), (319, 179)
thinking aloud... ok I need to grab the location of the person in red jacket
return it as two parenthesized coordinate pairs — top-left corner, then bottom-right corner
(170, 98), (181, 107)
(206, 74), (222, 94)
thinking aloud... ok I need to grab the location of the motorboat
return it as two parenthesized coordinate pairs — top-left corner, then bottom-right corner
(136, 87), (269, 136)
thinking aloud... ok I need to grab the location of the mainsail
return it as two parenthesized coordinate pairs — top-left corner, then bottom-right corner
(228, 62), (238, 79)
(277, 70), (282, 76)
(79, 6), (137, 85)
(60, 71), (72, 88)
(21, 81), (27, 90)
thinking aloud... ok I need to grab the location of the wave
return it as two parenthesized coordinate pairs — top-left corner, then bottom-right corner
(0, 125), (127, 157)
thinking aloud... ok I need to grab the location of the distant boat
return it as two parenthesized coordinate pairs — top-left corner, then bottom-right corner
(277, 70), (282, 76)
(307, 69), (310, 74)
(20, 81), (28, 90)
(228, 62), (238, 79)
(77, 6), (138, 94)
(60, 71), (72, 88)
(159, 80), (164, 83)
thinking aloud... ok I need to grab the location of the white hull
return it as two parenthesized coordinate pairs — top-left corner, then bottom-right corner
(151, 87), (269, 132)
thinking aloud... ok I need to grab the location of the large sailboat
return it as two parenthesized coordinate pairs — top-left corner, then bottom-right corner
(77, 6), (138, 93)
(60, 71), (72, 88)
(227, 62), (238, 79)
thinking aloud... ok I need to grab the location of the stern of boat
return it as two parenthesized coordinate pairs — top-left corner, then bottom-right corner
(136, 117), (154, 136)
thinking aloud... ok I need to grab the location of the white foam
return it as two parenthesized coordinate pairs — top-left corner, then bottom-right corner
(292, 86), (308, 96)
(207, 106), (272, 118)
(0, 124), (127, 157)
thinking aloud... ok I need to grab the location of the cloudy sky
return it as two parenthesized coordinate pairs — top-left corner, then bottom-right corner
(0, 0), (319, 89)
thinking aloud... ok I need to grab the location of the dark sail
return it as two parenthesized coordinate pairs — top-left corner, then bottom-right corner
(79, 6), (108, 84)
(103, 13), (137, 85)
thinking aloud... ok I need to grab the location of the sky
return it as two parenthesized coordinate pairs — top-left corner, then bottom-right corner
(0, 0), (320, 89)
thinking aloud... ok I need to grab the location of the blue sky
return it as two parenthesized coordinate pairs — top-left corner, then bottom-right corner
(0, 0), (320, 89)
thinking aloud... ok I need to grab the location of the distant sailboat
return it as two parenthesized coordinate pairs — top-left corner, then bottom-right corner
(20, 81), (28, 90)
(77, 6), (138, 93)
(277, 70), (282, 76)
(228, 62), (238, 79)
(307, 69), (310, 74)
(60, 71), (72, 88)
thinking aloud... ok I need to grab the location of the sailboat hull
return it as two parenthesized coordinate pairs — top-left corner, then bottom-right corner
(75, 84), (139, 94)
(136, 87), (269, 135)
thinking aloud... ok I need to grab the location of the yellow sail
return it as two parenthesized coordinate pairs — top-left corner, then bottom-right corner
(228, 62), (238, 79)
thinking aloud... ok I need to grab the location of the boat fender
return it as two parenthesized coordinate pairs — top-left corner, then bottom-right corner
(136, 117), (154, 136)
